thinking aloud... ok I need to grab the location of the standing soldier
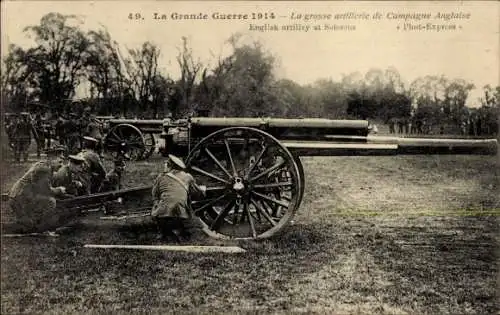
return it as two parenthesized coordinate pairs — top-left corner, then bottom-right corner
(66, 113), (81, 154)
(388, 117), (396, 134)
(13, 113), (32, 162)
(33, 112), (45, 158)
(5, 114), (16, 149)
(82, 107), (104, 155)
(5, 147), (68, 233)
(77, 136), (107, 194)
(151, 155), (206, 241)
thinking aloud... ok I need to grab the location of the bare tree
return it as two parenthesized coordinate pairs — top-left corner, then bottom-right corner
(175, 36), (203, 117)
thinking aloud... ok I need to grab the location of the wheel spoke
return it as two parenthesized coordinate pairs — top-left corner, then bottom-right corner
(106, 137), (120, 144)
(205, 148), (233, 179)
(192, 193), (230, 214)
(210, 199), (236, 231)
(111, 130), (122, 141)
(244, 200), (257, 238)
(117, 127), (124, 139)
(224, 138), (237, 176)
(127, 140), (145, 147)
(191, 166), (231, 184)
(253, 181), (293, 189)
(252, 191), (289, 208)
(250, 158), (286, 182)
(250, 198), (277, 227)
(246, 144), (268, 177)
(205, 185), (228, 192)
(261, 199), (280, 217)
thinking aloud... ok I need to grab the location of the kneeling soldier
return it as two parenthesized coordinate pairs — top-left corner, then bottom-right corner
(78, 136), (106, 193)
(151, 155), (206, 241)
(52, 154), (89, 196)
(6, 148), (68, 233)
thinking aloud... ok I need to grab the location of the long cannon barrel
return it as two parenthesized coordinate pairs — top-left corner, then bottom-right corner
(108, 119), (164, 133)
(283, 137), (498, 156)
(184, 117), (498, 156)
(189, 117), (370, 137)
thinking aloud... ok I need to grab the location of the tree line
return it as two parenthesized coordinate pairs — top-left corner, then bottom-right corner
(1, 12), (498, 135)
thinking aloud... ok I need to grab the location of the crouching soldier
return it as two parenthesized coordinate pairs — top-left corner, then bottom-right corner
(78, 136), (106, 193)
(52, 155), (89, 196)
(6, 149), (69, 233)
(151, 154), (206, 242)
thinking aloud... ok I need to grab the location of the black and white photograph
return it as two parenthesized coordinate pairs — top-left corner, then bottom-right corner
(1, 1), (499, 314)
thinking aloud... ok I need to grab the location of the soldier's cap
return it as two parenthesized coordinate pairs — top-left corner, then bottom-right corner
(68, 155), (85, 164)
(45, 146), (66, 156)
(83, 136), (98, 143)
(168, 154), (186, 169)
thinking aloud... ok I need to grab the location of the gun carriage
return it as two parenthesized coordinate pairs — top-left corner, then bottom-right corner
(4, 116), (498, 240)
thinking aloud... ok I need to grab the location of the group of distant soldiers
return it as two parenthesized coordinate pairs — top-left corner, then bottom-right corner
(4, 105), (105, 162)
(387, 113), (498, 137)
(387, 117), (431, 135)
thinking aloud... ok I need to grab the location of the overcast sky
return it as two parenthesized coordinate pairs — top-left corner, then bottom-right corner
(2, 1), (498, 106)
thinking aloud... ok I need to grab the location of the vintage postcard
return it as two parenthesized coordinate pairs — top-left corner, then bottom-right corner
(1, 1), (498, 314)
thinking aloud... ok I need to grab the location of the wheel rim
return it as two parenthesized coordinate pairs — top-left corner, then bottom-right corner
(103, 124), (145, 160)
(186, 127), (303, 240)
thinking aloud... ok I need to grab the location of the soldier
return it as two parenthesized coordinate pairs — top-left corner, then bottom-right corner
(6, 148), (68, 233)
(151, 155), (206, 241)
(13, 113), (32, 162)
(82, 107), (104, 155)
(99, 155), (128, 192)
(388, 117), (396, 134)
(5, 114), (16, 149)
(52, 155), (89, 196)
(33, 112), (45, 158)
(77, 136), (107, 194)
(66, 113), (81, 154)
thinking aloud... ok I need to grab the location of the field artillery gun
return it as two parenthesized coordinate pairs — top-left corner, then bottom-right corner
(3, 117), (497, 240)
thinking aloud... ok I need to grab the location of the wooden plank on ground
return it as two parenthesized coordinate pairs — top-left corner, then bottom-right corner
(83, 244), (246, 253)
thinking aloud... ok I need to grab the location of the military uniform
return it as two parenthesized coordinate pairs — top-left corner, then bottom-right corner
(6, 161), (66, 233)
(66, 115), (81, 154)
(151, 155), (205, 241)
(52, 157), (89, 196)
(151, 170), (198, 219)
(13, 115), (32, 162)
(78, 147), (106, 193)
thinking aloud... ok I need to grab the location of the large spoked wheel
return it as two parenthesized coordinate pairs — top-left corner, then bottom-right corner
(186, 127), (304, 240)
(141, 133), (156, 160)
(103, 124), (145, 161)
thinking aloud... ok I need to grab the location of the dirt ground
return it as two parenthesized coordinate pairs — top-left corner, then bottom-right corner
(1, 151), (499, 314)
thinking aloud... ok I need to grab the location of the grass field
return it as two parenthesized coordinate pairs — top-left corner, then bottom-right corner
(1, 153), (499, 314)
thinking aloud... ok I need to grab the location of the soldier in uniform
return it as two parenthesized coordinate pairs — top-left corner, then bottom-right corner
(151, 155), (206, 241)
(33, 112), (45, 158)
(77, 136), (107, 194)
(66, 113), (81, 154)
(13, 113), (33, 162)
(82, 107), (104, 155)
(6, 147), (68, 233)
(52, 155), (89, 196)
